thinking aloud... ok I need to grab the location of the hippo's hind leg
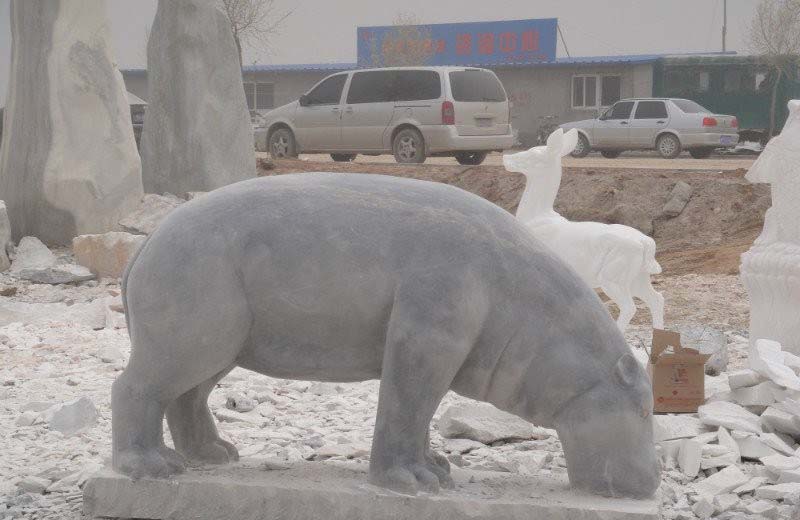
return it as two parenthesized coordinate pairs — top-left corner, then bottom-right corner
(369, 274), (484, 495)
(166, 366), (240, 464)
(112, 371), (186, 479)
(112, 272), (252, 479)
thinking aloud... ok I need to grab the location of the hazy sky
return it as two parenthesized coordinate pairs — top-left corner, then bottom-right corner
(0, 0), (759, 103)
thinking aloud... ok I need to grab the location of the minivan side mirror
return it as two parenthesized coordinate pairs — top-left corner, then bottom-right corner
(299, 94), (309, 107)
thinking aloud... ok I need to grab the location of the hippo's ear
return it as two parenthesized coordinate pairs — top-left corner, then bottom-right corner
(614, 353), (641, 387)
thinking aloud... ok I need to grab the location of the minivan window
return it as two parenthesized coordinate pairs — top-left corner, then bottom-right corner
(449, 70), (506, 102)
(347, 71), (395, 104)
(394, 71), (441, 101)
(634, 101), (668, 119)
(672, 99), (711, 114)
(305, 74), (346, 105)
(346, 70), (442, 104)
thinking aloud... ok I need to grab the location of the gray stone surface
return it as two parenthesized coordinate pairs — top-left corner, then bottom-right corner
(140, 0), (255, 194)
(17, 264), (95, 285)
(678, 325), (728, 375)
(111, 173), (660, 499)
(84, 462), (659, 520)
(0, 201), (11, 271)
(0, 0), (143, 245)
(44, 396), (98, 435)
(662, 181), (694, 218)
(438, 403), (552, 444)
(9, 237), (56, 272)
(119, 194), (183, 235)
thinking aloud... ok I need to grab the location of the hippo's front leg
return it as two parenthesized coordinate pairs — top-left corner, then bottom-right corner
(368, 274), (484, 494)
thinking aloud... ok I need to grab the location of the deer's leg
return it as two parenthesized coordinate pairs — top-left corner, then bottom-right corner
(601, 282), (636, 333)
(633, 274), (665, 330)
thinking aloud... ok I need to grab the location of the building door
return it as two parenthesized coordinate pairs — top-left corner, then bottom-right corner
(593, 101), (635, 148)
(293, 73), (347, 151)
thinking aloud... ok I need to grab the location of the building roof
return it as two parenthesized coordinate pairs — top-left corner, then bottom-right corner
(120, 52), (743, 75)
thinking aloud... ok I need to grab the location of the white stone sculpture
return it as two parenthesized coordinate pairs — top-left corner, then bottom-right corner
(141, 0), (255, 195)
(503, 129), (665, 332)
(0, 0), (144, 245)
(740, 100), (800, 354)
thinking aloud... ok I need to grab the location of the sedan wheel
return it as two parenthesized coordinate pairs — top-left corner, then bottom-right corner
(571, 134), (590, 158)
(455, 151), (488, 165)
(656, 134), (682, 159)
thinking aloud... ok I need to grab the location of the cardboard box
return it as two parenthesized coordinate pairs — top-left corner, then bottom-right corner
(648, 329), (711, 413)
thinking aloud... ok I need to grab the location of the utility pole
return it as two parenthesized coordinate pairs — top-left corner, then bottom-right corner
(722, 0), (728, 52)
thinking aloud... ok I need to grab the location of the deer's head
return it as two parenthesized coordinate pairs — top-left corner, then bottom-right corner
(503, 128), (579, 177)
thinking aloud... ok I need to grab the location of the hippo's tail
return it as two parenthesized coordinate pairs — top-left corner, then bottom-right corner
(643, 237), (661, 275)
(121, 234), (150, 332)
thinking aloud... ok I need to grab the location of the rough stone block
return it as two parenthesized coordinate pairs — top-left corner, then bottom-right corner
(0, 201), (11, 271)
(692, 465), (749, 498)
(0, 0), (143, 245)
(728, 369), (765, 390)
(140, 0), (255, 194)
(678, 325), (727, 375)
(119, 194), (183, 235)
(662, 181), (693, 218)
(698, 401), (762, 434)
(83, 462), (659, 520)
(438, 403), (552, 444)
(73, 232), (147, 278)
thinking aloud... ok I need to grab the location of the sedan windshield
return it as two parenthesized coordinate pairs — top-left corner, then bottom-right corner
(672, 99), (711, 114)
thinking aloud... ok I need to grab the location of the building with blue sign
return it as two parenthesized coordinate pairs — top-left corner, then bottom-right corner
(121, 18), (756, 147)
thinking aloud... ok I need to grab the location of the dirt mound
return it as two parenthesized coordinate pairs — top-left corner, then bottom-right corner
(262, 160), (770, 276)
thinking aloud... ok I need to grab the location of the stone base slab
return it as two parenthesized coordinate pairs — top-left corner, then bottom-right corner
(84, 459), (659, 520)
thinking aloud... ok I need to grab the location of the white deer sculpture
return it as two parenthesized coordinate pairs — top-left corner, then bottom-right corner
(503, 128), (665, 332)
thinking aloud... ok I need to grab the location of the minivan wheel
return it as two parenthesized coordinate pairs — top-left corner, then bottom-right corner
(571, 134), (590, 158)
(269, 128), (298, 159)
(600, 150), (622, 159)
(656, 134), (682, 159)
(393, 128), (426, 164)
(331, 153), (357, 162)
(455, 151), (488, 165)
(689, 147), (714, 159)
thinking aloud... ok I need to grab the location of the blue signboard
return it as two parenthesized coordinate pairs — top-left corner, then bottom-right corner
(357, 18), (558, 67)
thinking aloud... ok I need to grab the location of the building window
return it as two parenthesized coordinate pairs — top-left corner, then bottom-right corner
(244, 83), (255, 110)
(256, 83), (274, 110)
(243, 82), (275, 111)
(601, 76), (621, 106)
(572, 75), (621, 108)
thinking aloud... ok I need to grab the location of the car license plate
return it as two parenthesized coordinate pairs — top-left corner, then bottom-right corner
(720, 136), (735, 145)
(476, 118), (492, 127)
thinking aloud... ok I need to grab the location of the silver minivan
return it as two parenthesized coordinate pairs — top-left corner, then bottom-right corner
(263, 66), (514, 164)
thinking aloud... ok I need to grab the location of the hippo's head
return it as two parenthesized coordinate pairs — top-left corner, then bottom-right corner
(553, 353), (660, 499)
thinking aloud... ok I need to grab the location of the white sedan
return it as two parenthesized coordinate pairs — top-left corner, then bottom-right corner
(560, 98), (739, 159)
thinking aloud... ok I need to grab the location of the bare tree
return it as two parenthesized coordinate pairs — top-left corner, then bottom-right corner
(219, 0), (293, 66)
(749, 0), (800, 137)
(368, 12), (436, 67)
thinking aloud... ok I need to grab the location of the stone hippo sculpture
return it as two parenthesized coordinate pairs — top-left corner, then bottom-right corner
(112, 173), (660, 499)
